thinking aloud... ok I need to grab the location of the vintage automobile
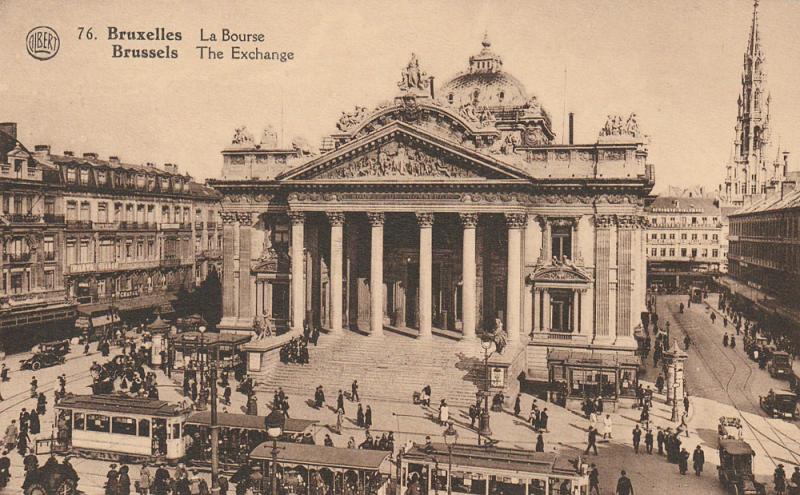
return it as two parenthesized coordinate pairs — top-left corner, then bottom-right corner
(717, 439), (766, 495)
(759, 389), (798, 419)
(768, 351), (794, 379)
(23, 458), (80, 495)
(717, 416), (742, 441)
(20, 340), (70, 371)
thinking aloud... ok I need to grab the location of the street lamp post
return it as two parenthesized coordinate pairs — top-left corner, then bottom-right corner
(442, 422), (459, 495)
(265, 410), (286, 495)
(478, 339), (494, 444)
(199, 326), (221, 495)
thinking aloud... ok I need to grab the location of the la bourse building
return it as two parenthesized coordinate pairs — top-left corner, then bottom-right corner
(209, 38), (654, 386)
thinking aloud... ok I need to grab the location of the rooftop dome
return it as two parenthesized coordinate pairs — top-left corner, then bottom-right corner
(440, 34), (529, 108)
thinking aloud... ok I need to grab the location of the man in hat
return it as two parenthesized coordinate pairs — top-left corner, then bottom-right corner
(692, 445), (705, 476)
(775, 464), (787, 495)
(615, 470), (634, 495)
(588, 463), (600, 495)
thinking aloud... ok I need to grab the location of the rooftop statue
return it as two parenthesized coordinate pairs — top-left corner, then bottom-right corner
(397, 53), (430, 92)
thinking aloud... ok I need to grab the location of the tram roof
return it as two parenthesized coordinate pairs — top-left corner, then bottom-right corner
(56, 394), (187, 417)
(186, 411), (316, 433)
(403, 443), (581, 476)
(718, 439), (755, 456)
(250, 441), (390, 471)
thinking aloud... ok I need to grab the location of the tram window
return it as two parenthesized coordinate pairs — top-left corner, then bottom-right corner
(74, 413), (85, 430)
(111, 417), (137, 435)
(172, 423), (180, 439)
(87, 414), (110, 433)
(138, 419), (150, 437)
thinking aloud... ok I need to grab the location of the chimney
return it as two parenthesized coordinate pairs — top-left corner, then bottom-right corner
(109, 156), (120, 165)
(429, 76), (435, 99)
(33, 144), (51, 159)
(63, 150), (74, 157)
(781, 181), (796, 199)
(568, 112), (574, 145)
(784, 152), (790, 176)
(82, 152), (98, 159)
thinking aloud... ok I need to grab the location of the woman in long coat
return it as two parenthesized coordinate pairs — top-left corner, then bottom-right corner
(28, 410), (40, 435)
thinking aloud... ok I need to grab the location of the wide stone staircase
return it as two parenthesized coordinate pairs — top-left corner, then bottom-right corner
(255, 331), (487, 408)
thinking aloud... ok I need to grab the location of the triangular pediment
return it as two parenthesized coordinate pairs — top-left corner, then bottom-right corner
(278, 121), (528, 182)
(529, 261), (591, 284)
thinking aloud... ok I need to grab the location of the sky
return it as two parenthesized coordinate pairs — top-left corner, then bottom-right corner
(1, 0), (799, 194)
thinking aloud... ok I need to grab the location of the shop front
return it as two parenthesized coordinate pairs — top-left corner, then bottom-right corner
(547, 350), (640, 411)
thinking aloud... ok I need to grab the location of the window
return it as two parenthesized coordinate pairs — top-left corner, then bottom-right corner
(111, 416), (137, 435)
(98, 203), (108, 223)
(681, 233), (687, 240)
(66, 168), (77, 182)
(712, 234), (719, 241)
(681, 248), (687, 257)
(274, 223), (290, 244)
(80, 202), (90, 221)
(691, 234), (698, 240)
(669, 248), (675, 256)
(114, 203), (122, 222)
(138, 419), (150, 437)
(551, 224), (572, 260)
(66, 201), (77, 221)
(97, 171), (107, 185)
(669, 234), (675, 240)
(650, 248), (657, 256)
(712, 249), (719, 258)
(660, 248), (666, 256)
(172, 423), (180, 439)
(80, 169), (89, 184)
(45, 197), (55, 215)
(86, 414), (110, 433)
(660, 233), (666, 240)
(1, 195), (8, 214)
(702, 249), (708, 257)
(691, 248), (698, 257)
(691, 217), (697, 224)
(651, 233), (657, 240)
(74, 413), (85, 430)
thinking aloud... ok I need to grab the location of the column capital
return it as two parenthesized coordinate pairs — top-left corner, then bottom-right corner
(505, 212), (527, 229)
(237, 212), (254, 226)
(288, 211), (306, 225)
(366, 212), (385, 226)
(326, 211), (346, 226)
(595, 214), (617, 228)
(459, 213), (479, 228)
(415, 212), (435, 227)
(220, 212), (239, 225)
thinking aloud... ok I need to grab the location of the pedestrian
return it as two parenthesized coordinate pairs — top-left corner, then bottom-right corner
(655, 374), (664, 395)
(29, 376), (37, 399)
(514, 394), (521, 417)
(140, 462), (152, 495)
(678, 447), (689, 475)
(337, 390), (345, 414)
(535, 433), (544, 452)
(730, 335), (736, 349)
(723, 333), (729, 347)
(106, 464), (119, 495)
(0, 364), (7, 382)
(438, 400), (449, 426)
(29, 410), (39, 435)
(584, 426), (598, 455)
(615, 470), (634, 495)
(356, 403), (364, 428)
(324, 434), (334, 447)
(365, 405), (373, 429)
(351, 380), (360, 402)
(710, 312), (716, 324)
(3, 421), (16, 451)
(119, 465), (131, 495)
(683, 395), (689, 414)
(683, 334), (691, 351)
(644, 428), (653, 454)
(692, 445), (704, 476)
(775, 464), (787, 495)
(589, 411), (598, 432)
(632, 425), (641, 454)
(540, 408), (549, 432)
(588, 464), (600, 495)
(37, 393), (46, 416)
(656, 427), (665, 455)
(336, 407), (344, 434)
(602, 414), (613, 440)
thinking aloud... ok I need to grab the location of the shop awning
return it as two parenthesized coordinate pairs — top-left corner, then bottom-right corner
(116, 293), (177, 312)
(250, 441), (389, 471)
(91, 314), (120, 328)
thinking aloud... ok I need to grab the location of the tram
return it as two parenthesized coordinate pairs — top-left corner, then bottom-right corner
(400, 443), (589, 495)
(51, 394), (191, 463)
(183, 411), (317, 470)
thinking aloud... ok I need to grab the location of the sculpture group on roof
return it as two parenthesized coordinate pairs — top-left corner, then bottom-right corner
(336, 106), (368, 132)
(600, 113), (641, 138)
(397, 53), (430, 92)
(231, 126), (255, 146)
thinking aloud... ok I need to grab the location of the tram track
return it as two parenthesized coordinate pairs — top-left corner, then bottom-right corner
(664, 297), (800, 466)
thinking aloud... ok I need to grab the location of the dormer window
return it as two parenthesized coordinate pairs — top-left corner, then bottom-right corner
(66, 168), (77, 182)
(97, 171), (107, 185)
(148, 177), (155, 191)
(498, 91), (505, 102)
(80, 169), (89, 185)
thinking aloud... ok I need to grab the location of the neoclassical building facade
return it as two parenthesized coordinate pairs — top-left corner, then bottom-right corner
(210, 38), (654, 375)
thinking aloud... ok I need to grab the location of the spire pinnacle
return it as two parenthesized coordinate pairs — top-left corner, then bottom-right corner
(482, 31), (491, 49)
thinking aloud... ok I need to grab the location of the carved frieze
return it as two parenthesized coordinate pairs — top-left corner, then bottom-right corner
(594, 215), (617, 228)
(287, 211), (305, 225)
(318, 142), (479, 180)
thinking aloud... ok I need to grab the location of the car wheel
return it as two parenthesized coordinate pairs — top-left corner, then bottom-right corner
(31, 361), (41, 371)
(56, 478), (76, 495)
(24, 482), (47, 495)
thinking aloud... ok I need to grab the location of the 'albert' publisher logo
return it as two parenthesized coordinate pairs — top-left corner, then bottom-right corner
(26, 26), (60, 61)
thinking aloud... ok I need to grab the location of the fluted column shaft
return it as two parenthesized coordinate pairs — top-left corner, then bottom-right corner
(368, 213), (385, 336)
(417, 212), (434, 338)
(289, 211), (305, 333)
(328, 212), (345, 333)
(460, 213), (478, 339)
(506, 213), (526, 341)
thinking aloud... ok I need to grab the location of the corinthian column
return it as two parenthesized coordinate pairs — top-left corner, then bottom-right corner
(238, 212), (254, 323)
(416, 212), (434, 338)
(367, 212), (385, 337)
(505, 213), (526, 341)
(460, 213), (478, 339)
(327, 212), (345, 333)
(289, 211), (305, 333)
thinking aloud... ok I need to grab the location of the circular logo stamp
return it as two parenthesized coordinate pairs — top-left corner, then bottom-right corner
(26, 26), (60, 61)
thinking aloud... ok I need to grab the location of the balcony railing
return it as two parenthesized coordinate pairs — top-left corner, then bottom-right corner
(5, 252), (32, 263)
(206, 222), (217, 229)
(66, 220), (93, 229)
(201, 249), (222, 259)
(94, 222), (119, 231)
(0, 288), (69, 308)
(195, 222), (204, 230)
(531, 331), (589, 344)
(161, 257), (180, 267)
(161, 222), (179, 230)
(44, 214), (65, 224)
(7, 213), (42, 224)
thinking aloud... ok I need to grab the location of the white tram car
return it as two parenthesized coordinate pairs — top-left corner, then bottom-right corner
(54, 394), (191, 463)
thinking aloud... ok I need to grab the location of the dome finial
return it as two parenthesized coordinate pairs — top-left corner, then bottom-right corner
(482, 31), (491, 49)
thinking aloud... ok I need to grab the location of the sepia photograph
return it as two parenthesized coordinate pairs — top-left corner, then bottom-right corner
(1, 0), (800, 493)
